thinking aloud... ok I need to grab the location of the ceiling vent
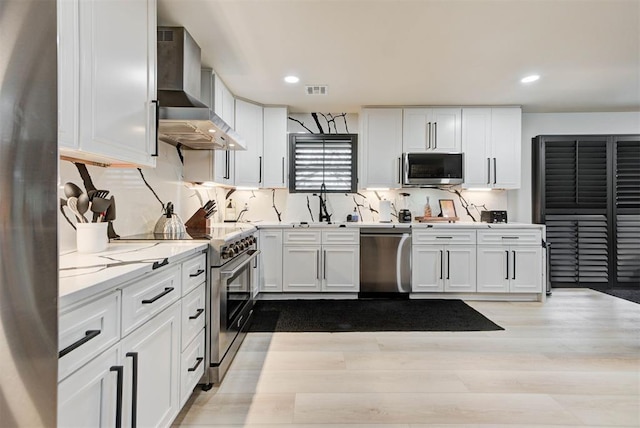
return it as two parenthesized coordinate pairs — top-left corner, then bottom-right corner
(305, 85), (328, 95)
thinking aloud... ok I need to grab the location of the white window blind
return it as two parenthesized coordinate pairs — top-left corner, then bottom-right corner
(289, 134), (357, 192)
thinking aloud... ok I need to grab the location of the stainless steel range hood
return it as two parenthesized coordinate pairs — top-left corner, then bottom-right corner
(157, 26), (244, 150)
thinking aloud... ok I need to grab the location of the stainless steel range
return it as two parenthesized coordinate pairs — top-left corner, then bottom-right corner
(116, 223), (259, 387)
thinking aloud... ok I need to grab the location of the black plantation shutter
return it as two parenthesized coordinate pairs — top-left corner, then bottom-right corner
(615, 138), (640, 285)
(290, 134), (357, 192)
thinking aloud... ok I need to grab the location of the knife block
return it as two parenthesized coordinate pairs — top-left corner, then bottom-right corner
(185, 208), (207, 231)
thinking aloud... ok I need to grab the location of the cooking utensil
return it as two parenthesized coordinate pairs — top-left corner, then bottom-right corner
(59, 198), (76, 229)
(77, 193), (90, 223)
(91, 197), (112, 222)
(66, 196), (85, 223)
(103, 196), (116, 222)
(88, 189), (109, 201)
(63, 182), (83, 199)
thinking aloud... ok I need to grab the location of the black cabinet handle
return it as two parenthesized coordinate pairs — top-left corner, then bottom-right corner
(141, 287), (174, 304)
(398, 157), (402, 184)
(189, 308), (204, 320)
(152, 258), (169, 270)
(151, 100), (159, 157)
(225, 150), (230, 179)
(433, 122), (438, 149)
(446, 250), (450, 279)
(189, 269), (205, 278)
(426, 122), (431, 149)
(440, 250), (444, 280)
(493, 158), (497, 184)
(505, 250), (509, 280)
(109, 366), (124, 428)
(125, 352), (138, 428)
(59, 330), (101, 358)
(487, 158), (491, 184)
(281, 157), (285, 184)
(259, 156), (263, 184)
(188, 357), (204, 372)
(512, 250), (516, 279)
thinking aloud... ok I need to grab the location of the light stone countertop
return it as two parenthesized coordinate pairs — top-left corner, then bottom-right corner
(251, 221), (544, 230)
(59, 242), (209, 308)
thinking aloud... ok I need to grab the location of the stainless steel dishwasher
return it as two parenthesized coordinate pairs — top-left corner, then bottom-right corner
(360, 227), (412, 295)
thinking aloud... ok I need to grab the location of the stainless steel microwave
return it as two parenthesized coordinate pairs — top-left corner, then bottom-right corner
(403, 152), (464, 186)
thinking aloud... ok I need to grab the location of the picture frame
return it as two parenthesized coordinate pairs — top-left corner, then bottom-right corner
(439, 199), (457, 218)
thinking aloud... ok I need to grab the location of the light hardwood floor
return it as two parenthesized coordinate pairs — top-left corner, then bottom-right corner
(173, 289), (640, 427)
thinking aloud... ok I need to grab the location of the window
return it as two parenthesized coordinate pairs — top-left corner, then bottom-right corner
(289, 134), (358, 193)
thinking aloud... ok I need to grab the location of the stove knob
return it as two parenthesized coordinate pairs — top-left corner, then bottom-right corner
(234, 243), (243, 252)
(224, 247), (235, 258)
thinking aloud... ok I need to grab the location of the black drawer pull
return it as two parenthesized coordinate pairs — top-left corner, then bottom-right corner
(189, 269), (205, 278)
(189, 308), (204, 320)
(141, 287), (174, 304)
(152, 258), (169, 270)
(59, 329), (101, 358)
(188, 357), (204, 372)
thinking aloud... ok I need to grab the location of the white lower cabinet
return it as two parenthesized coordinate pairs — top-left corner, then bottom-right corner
(58, 345), (121, 428)
(477, 230), (543, 293)
(58, 251), (208, 428)
(282, 229), (359, 293)
(120, 301), (181, 428)
(412, 230), (476, 293)
(259, 229), (283, 292)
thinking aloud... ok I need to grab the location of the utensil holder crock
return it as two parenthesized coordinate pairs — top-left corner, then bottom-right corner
(76, 222), (108, 253)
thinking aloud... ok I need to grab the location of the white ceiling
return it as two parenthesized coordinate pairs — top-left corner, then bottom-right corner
(158, 0), (640, 114)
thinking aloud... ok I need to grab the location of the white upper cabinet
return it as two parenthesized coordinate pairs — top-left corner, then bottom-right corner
(262, 107), (288, 188)
(58, 0), (157, 167)
(461, 107), (522, 189)
(234, 99), (264, 187)
(402, 108), (461, 153)
(360, 108), (404, 189)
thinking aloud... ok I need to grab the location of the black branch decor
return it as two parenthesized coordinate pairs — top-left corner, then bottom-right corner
(444, 188), (487, 222)
(311, 113), (325, 133)
(272, 189), (282, 222)
(289, 113), (350, 134)
(319, 113), (349, 133)
(306, 196), (315, 222)
(137, 168), (165, 209)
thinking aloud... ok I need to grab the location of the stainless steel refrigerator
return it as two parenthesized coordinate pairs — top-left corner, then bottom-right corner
(0, 0), (59, 425)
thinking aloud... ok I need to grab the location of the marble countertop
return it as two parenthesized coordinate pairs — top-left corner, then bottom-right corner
(59, 242), (209, 308)
(251, 221), (544, 229)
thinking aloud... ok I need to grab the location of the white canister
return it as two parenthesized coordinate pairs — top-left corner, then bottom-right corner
(76, 222), (108, 253)
(379, 200), (392, 223)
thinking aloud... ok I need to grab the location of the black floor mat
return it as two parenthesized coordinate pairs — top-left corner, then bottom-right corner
(249, 299), (504, 332)
(596, 289), (640, 304)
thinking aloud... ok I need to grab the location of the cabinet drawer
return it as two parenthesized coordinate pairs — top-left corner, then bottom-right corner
(322, 229), (359, 245)
(59, 291), (120, 381)
(181, 283), (206, 350)
(283, 229), (321, 244)
(477, 229), (541, 246)
(180, 330), (205, 407)
(182, 252), (207, 296)
(121, 264), (181, 337)
(413, 229), (476, 244)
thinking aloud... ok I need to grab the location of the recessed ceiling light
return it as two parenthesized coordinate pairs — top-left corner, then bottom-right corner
(521, 74), (540, 83)
(284, 75), (300, 84)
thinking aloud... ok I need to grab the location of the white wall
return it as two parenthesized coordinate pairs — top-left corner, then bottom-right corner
(510, 112), (640, 223)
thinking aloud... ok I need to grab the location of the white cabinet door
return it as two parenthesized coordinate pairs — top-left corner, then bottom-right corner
(121, 302), (181, 428)
(234, 99), (264, 187)
(322, 245), (359, 292)
(490, 107), (521, 189)
(263, 106), (288, 188)
(411, 246), (443, 292)
(214, 74), (235, 128)
(75, 0), (156, 167)
(510, 247), (542, 293)
(444, 246), (476, 292)
(461, 108), (492, 188)
(259, 230), (283, 292)
(403, 108), (461, 153)
(58, 345), (121, 428)
(360, 108), (403, 188)
(283, 246), (321, 292)
(477, 247), (510, 292)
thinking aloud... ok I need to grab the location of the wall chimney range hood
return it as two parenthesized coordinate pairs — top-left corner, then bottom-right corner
(157, 26), (245, 150)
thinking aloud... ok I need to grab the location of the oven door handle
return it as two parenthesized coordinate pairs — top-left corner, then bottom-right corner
(220, 250), (261, 278)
